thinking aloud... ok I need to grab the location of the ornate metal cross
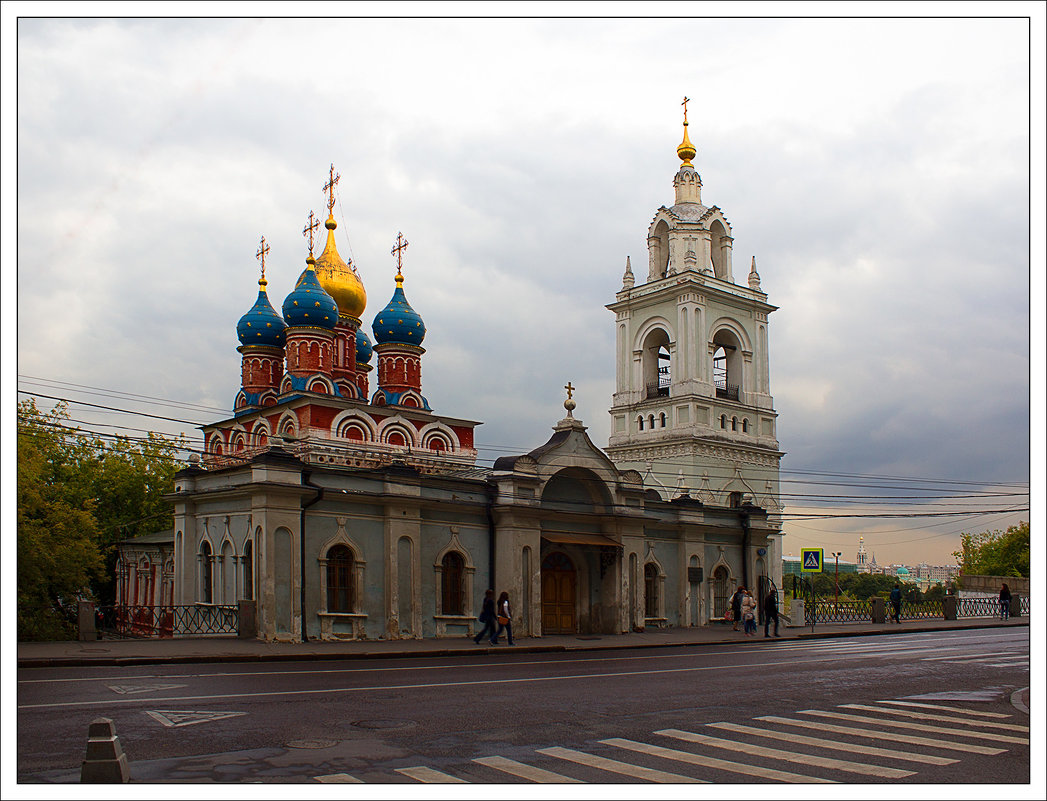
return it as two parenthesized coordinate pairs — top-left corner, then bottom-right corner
(323, 163), (340, 212)
(682, 96), (690, 124)
(565, 381), (575, 400)
(391, 231), (409, 274)
(256, 235), (270, 281)
(303, 210), (320, 257)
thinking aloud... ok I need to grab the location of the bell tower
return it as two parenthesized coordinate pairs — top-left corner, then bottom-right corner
(606, 99), (782, 527)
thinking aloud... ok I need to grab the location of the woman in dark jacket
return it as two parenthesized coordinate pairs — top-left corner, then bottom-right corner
(474, 589), (497, 645)
(999, 583), (1012, 620)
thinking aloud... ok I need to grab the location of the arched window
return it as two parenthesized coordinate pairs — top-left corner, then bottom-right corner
(742, 418), (749, 433)
(242, 540), (253, 601)
(731, 416), (737, 431)
(441, 552), (465, 616)
(720, 414), (727, 429)
(648, 414), (655, 430)
(712, 330), (742, 401)
(200, 542), (213, 604)
(644, 563), (658, 618)
(638, 416), (645, 431)
(326, 545), (354, 613)
(659, 412), (667, 428)
(713, 566), (730, 618)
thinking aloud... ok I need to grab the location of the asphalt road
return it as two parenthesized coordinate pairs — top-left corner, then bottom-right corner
(17, 627), (1030, 785)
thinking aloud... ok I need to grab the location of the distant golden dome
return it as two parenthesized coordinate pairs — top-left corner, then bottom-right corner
(301, 213), (367, 320)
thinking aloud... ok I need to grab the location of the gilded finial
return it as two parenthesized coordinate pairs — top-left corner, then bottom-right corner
(391, 231), (409, 285)
(256, 236), (271, 287)
(564, 381), (577, 417)
(677, 96), (696, 166)
(303, 210), (320, 261)
(323, 163), (340, 216)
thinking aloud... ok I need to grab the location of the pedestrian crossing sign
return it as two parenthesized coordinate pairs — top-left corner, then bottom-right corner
(801, 548), (824, 573)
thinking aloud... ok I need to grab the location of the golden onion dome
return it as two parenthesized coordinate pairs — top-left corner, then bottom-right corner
(300, 212), (367, 320)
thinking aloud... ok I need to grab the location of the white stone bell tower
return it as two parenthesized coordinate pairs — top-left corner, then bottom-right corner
(606, 100), (782, 529)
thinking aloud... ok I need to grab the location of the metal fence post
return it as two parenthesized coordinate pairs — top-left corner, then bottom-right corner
(943, 595), (957, 620)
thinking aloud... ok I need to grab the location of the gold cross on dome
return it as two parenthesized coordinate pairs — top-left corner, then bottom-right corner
(323, 163), (340, 212)
(681, 96), (690, 125)
(256, 236), (270, 280)
(391, 231), (409, 275)
(565, 381), (575, 400)
(303, 210), (320, 257)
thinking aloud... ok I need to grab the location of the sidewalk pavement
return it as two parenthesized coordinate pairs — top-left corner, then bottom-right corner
(16, 617), (1029, 669)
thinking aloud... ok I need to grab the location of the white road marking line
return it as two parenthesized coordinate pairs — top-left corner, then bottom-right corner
(653, 728), (913, 779)
(10, 653), (899, 710)
(107, 683), (187, 694)
(395, 766), (468, 783)
(799, 710), (1029, 744)
(314, 773), (364, 783)
(602, 737), (835, 784)
(840, 704), (1029, 732)
(878, 700), (1013, 718)
(920, 651), (1026, 662)
(145, 710), (247, 728)
(706, 721), (957, 765)
(940, 655), (1028, 664)
(473, 755), (584, 783)
(755, 715), (1006, 755)
(984, 662), (1028, 668)
(537, 746), (706, 783)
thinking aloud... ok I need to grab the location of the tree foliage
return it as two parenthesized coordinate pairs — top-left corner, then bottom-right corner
(953, 521), (1030, 578)
(17, 398), (188, 640)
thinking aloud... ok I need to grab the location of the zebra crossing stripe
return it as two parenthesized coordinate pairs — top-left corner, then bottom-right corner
(601, 737), (835, 784)
(942, 655), (1028, 664)
(704, 722), (958, 765)
(984, 661), (1029, 668)
(921, 651), (1023, 662)
(395, 766), (468, 783)
(473, 755), (584, 783)
(878, 700), (1013, 718)
(314, 773), (364, 783)
(799, 710), (1030, 745)
(841, 704), (1030, 732)
(755, 715), (1006, 755)
(537, 746), (706, 783)
(653, 728), (913, 779)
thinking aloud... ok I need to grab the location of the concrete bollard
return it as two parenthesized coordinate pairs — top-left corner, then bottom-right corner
(790, 599), (805, 626)
(871, 597), (886, 624)
(1009, 594), (1021, 619)
(943, 595), (957, 620)
(80, 717), (130, 783)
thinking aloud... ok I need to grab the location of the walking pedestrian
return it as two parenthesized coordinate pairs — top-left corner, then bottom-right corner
(763, 588), (780, 637)
(474, 589), (497, 645)
(741, 588), (757, 636)
(730, 585), (745, 631)
(999, 582), (1012, 620)
(889, 584), (902, 623)
(493, 591), (514, 645)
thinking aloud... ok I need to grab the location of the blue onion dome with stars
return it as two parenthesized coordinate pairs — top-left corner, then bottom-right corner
(237, 275), (288, 347)
(355, 326), (374, 365)
(283, 260), (338, 329)
(373, 269), (426, 345)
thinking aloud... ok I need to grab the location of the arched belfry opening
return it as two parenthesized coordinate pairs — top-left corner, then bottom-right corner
(710, 219), (728, 280)
(648, 219), (670, 280)
(712, 328), (743, 401)
(641, 327), (672, 400)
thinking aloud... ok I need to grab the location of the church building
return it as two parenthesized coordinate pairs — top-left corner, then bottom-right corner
(167, 109), (784, 642)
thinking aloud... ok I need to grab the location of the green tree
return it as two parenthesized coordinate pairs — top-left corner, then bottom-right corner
(17, 400), (104, 639)
(17, 398), (188, 639)
(953, 522), (1030, 578)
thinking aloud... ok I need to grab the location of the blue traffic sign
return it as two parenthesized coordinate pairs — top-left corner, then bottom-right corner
(801, 548), (824, 573)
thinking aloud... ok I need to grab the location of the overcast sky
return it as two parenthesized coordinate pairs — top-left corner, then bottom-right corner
(7, 8), (1043, 567)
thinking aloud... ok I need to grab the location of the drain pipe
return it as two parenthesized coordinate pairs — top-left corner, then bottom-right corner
(740, 507), (751, 591)
(301, 470), (324, 643)
(485, 487), (496, 592)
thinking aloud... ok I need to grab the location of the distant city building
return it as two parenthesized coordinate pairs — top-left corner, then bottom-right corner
(856, 536), (868, 572)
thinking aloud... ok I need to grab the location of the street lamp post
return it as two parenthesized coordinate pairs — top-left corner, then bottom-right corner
(831, 552), (842, 608)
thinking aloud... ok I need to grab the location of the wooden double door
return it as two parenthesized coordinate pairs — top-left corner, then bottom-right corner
(541, 552), (577, 634)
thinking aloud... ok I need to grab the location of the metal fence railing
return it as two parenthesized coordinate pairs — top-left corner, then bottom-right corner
(814, 599), (872, 623)
(96, 605), (239, 638)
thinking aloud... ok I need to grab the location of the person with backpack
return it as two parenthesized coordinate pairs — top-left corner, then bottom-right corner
(474, 589), (497, 645)
(889, 584), (902, 623)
